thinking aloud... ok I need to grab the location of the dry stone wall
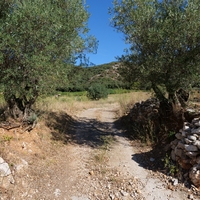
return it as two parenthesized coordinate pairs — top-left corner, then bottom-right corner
(170, 118), (200, 188)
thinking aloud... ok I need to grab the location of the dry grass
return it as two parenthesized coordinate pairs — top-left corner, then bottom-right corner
(110, 91), (151, 117)
(35, 91), (151, 118)
(0, 91), (152, 199)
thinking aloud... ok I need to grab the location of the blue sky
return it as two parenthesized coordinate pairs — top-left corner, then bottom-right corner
(84, 0), (128, 66)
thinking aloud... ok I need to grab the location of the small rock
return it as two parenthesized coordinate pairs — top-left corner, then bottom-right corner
(172, 178), (178, 186)
(183, 125), (190, 131)
(150, 157), (155, 162)
(120, 190), (129, 197)
(0, 162), (11, 176)
(0, 157), (4, 164)
(22, 142), (27, 149)
(185, 138), (193, 144)
(109, 194), (115, 200)
(188, 194), (194, 199)
(196, 156), (200, 164)
(184, 144), (198, 152)
(177, 141), (185, 149)
(54, 188), (61, 197)
(89, 171), (94, 176)
(191, 127), (200, 134)
(186, 151), (199, 158)
(188, 135), (197, 141)
(189, 164), (200, 188)
(175, 133), (182, 140)
(194, 121), (200, 127)
(181, 130), (187, 137)
(187, 109), (196, 113)
(167, 184), (174, 191)
(175, 148), (184, 157)
(193, 140), (200, 149)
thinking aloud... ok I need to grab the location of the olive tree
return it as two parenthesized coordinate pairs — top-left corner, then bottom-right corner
(110, 0), (200, 107)
(0, 0), (97, 121)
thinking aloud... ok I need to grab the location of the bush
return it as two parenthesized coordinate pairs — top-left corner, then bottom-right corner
(87, 84), (108, 100)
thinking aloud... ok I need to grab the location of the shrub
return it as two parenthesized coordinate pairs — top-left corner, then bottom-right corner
(87, 84), (108, 100)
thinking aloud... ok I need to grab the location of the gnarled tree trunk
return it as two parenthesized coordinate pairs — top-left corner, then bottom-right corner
(3, 93), (37, 127)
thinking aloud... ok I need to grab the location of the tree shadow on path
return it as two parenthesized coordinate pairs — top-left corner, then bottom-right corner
(46, 111), (122, 148)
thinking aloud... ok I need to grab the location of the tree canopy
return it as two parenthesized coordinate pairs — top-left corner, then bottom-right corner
(110, 0), (200, 104)
(0, 0), (97, 120)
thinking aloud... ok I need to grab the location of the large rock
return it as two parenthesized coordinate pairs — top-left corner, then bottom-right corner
(0, 157), (14, 189)
(189, 164), (200, 188)
(193, 140), (200, 149)
(184, 144), (198, 152)
(191, 127), (200, 134)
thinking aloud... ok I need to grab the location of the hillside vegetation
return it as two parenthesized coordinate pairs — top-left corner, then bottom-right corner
(58, 62), (137, 92)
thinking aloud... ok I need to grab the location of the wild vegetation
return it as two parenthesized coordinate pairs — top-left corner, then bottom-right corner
(110, 0), (200, 107)
(0, 0), (97, 123)
(59, 62), (133, 92)
(110, 0), (200, 145)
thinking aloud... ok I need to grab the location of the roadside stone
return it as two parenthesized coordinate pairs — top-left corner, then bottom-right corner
(89, 171), (94, 176)
(177, 141), (185, 149)
(150, 157), (155, 162)
(172, 178), (178, 186)
(0, 162), (11, 176)
(54, 188), (61, 197)
(186, 151), (199, 158)
(185, 138), (193, 144)
(184, 144), (198, 152)
(188, 194), (194, 199)
(183, 125), (190, 132)
(191, 127), (200, 134)
(194, 121), (200, 127)
(0, 157), (14, 189)
(15, 159), (28, 172)
(175, 148), (184, 157)
(193, 140), (200, 149)
(109, 193), (115, 200)
(175, 133), (183, 140)
(188, 135), (197, 141)
(120, 190), (129, 197)
(196, 156), (200, 164)
(0, 157), (4, 164)
(189, 164), (200, 188)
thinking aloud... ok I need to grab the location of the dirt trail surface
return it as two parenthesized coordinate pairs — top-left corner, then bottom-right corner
(0, 102), (194, 199)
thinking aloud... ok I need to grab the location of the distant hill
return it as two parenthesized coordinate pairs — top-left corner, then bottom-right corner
(57, 62), (130, 92)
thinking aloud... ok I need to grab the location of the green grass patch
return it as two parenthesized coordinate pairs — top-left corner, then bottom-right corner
(59, 91), (87, 97)
(108, 88), (132, 95)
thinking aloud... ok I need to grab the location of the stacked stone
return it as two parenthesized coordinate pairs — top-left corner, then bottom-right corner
(170, 118), (200, 188)
(129, 98), (160, 122)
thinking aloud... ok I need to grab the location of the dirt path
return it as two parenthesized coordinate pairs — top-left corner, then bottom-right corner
(64, 102), (189, 200)
(3, 102), (193, 199)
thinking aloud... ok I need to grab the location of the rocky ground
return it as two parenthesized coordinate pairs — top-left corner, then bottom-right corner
(0, 101), (199, 199)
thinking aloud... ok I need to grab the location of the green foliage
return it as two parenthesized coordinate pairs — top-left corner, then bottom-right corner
(162, 154), (179, 176)
(58, 62), (132, 92)
(0, 0), (97, 118)
(110, 0), (200, 104)
(100, 135), (114, 150)
(1, 135), (13, 142)
(87, 83), (108, 100)
(130, 119), (156, 144)
(60, 91), (87, 97)
(107, 88), (131, 94)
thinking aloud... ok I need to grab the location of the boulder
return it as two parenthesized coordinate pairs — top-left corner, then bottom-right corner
(189, 164), (200, 188)
(0, 157), (14, 189)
